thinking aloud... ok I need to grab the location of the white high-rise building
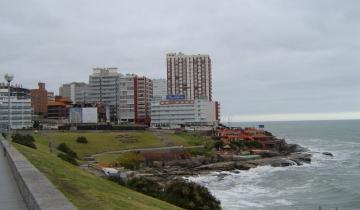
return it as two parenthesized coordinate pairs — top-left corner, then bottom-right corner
(87, 68), (120, 122)
(166, 52), (212, 101)
(0, 86), (32, 131)
(59, 82), (88, 103)
(152, 79), (167, 102)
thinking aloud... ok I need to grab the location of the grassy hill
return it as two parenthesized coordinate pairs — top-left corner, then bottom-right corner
(13, 141), (182, 210)
(32, 131), (209, 163)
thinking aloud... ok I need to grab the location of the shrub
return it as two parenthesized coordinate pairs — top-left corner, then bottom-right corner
(127, 177), (164, 198)
(12, 134), (36, 149)
(164, 181), (221, 210)
(2, 133), (6, 138)
(57, 143), (78, 158)
(57, 153), (78, 166)
(117, 152), (144, 170)
(109, 176), (222, 210)
(108, 175), (126, 186)
(76, 136), (88, 144)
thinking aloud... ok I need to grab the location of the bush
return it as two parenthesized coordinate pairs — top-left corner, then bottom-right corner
(76, 136), (88, 144)
(12, 134), (36, 149)
(2, 133), (6, 138)
(108, 175), (126, 186)
(165, 181), (221, 210)
(108, 177), (222, 210)
(117, 152), (144, 170)
(57, 153), (78, 166)
(127, 177), (164, 198)
(57, 143), (78, 158)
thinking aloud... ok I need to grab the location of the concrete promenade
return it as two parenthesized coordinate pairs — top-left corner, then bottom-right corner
(0, 144), (27, 210)
(1, 137), (77, 210)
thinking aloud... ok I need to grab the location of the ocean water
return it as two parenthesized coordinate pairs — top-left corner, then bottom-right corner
(188, 120), (360, 210)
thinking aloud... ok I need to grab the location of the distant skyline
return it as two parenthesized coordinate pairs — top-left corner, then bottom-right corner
(1, 0), (360, 121)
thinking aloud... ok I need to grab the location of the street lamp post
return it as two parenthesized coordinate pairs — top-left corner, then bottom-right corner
(4, 74), (14, 139)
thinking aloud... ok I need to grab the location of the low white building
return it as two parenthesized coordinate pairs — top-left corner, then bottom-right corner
(0, 88), (32, 131)
(150, 98), (219, 127)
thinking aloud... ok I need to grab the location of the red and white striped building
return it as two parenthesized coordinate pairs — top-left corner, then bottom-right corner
(166, 52), (212, 101)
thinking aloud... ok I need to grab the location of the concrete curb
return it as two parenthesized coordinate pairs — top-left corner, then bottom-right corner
(0, 136), (77, 210)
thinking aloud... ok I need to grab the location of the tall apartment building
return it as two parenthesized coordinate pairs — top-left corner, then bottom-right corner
(134, 76), (152, 125)
(152, 79), (167, 102)
(0, 85), (32, 131)
(30, 83), (49, 116)
(118, 74), (136, 122)
(166, 52), (212, 101)
(87, 68), (120, 122)
(59, 82), (88, 103)
(118, 74), (152, 124)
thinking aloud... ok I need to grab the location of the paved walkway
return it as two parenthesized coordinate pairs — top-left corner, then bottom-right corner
(0, 147), (27, 210)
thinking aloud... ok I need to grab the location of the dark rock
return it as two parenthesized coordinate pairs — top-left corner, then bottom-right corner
(234, 162), (255, 170)
(288, 158), (303, 166)
(196, 161), (236, 171)
(288, 153), (312, 163)
(322, 152), (334, 157)
(249, 157), (296, 167)
(269, 158), (296, 167)
(257, 151), (281, 158)
(167, 159), (202, 168)
(279, 143), (309, 155)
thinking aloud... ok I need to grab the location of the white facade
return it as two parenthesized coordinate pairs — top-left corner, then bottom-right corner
(87, 68), (120, 122)
(166, 52), (212, 101)
(150, 99), (218, 127)
(69, 107), (98, 124)
(152, 79), (167, 102)
(59, 82), (88, 103)
(82, 107), (98, 123)
(0, 88), (32, 131)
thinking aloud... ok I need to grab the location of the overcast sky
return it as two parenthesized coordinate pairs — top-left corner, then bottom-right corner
(1, 0), (360, 121)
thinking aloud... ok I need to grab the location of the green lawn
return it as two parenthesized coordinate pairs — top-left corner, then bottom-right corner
(173, 132), (212, 146)
(13, 141), (182, 210)
(33, 131), (208, 160)
(34, 131), (166, 158)
(30, 130), (211, 165)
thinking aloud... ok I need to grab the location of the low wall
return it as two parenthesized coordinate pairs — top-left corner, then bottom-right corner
(0, 136), (77, 210)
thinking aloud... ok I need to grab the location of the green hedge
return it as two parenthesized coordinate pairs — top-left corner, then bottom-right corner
(12, 134), (36, 149)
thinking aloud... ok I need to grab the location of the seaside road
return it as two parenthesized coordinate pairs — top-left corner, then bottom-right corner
(0, 146), (27, 210)
(93, 145), (205, 157)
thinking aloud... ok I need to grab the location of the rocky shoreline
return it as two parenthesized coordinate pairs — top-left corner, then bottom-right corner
(133, 142), (317, 184)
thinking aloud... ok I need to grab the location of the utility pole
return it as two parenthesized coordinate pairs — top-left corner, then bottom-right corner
(4, 74), (14, 140)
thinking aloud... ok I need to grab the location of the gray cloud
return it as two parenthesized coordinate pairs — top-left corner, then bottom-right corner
(1, 0), (360, 119)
